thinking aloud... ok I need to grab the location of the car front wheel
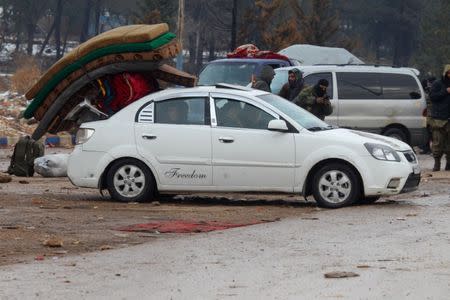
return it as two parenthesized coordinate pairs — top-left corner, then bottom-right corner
(312, 163), (360, 208)
(106, 159), (155, 203)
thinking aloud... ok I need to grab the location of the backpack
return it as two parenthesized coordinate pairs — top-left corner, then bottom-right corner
(7, 136), (45, 177)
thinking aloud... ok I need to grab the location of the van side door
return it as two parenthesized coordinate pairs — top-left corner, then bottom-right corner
(335, 72), (382, 131)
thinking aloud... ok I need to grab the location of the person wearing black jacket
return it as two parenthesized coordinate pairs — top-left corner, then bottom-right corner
(279, 68), (304, 101)
(429, 65), (450, 171)
(252, 65), (275, 93)
(419, 77), (436, 154)
(294, 79), (333, 121)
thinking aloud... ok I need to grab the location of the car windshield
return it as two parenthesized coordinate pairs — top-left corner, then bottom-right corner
(198, 62), (258, 86)
(258, 93), (333, 131)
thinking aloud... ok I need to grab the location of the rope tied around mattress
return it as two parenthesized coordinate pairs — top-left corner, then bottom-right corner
(114, 54), (125, 62)
(133, 53), (143, 60)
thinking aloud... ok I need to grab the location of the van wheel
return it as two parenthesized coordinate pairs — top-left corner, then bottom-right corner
(106, 159), (155, 203)
(359, 196), (381, 205)
(383, 127), (407, 143)
(312, 163), (360, 208)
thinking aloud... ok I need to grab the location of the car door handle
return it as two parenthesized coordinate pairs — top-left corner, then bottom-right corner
(219, 137), (234, 143)
(142, 134), (157, 140)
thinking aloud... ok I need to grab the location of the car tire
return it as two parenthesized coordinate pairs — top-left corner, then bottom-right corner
(106, 159), (155, 203)
(358, 195), (381, 205)
(383, 127), (408, 143)
(312, 163), (360, 208)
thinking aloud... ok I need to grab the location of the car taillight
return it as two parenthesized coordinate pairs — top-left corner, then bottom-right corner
(422, 108), (427, 117)
(75, 128), (95, 145)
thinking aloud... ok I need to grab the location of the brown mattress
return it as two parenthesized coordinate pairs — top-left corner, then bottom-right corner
(46, 64), (197, 134)
(26, 24), (169, 100)
(33, 40), (180, 121)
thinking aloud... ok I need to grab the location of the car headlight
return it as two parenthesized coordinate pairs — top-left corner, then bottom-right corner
(364, 143), (401, 162)
(75, 128), (95, 145)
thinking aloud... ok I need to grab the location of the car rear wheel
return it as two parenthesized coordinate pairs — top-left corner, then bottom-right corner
(312, 163), (360, 208)
(106, 159), (155, 203)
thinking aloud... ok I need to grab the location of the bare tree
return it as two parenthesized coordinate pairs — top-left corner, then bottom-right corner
(9, 0), (51, 55)
(54, 0), (64, 59)
(80, 0), (93, 42)
(230, 0), (238, 51)
(291, 0), (339, 46)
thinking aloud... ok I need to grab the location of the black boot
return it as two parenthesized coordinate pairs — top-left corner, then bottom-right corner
(433, 157), (441, 172)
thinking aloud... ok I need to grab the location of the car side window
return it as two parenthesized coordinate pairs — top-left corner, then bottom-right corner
(154, 97), (208, 125)
(337, 72), (382, 99)
(214, 98), (276, 130)
(304, 72), (334, 98)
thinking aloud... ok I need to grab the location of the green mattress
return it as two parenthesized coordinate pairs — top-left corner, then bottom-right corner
(24, 32), (175, 119)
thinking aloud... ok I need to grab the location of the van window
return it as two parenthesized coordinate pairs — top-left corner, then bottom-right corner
(381, 73), (421, 99)
(337, 72), (382, 99)
(271, 69), (288, 94)
(304, 73), (334, 98)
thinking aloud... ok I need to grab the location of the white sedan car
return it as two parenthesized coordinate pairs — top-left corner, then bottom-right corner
(68, 85), (420, 208)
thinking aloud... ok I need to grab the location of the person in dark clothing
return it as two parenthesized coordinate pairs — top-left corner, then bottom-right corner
(429, 65), (450, 171)
(294, 78), (333, 121)
(218, 100), (243, 128)
(419, 77), (437, 154)
(160, 101), (188, 124)
(252, 65), (275, 92)
(279, 68), (304, 101)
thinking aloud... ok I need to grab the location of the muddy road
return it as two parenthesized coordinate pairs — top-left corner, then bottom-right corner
(0, 148), (321, 266)
(1, 148), (449, 285)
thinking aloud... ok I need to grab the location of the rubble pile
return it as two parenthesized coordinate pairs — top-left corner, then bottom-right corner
(0, 91), (36, 137)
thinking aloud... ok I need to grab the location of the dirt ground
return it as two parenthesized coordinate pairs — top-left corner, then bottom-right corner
(1, 147), (449, 267)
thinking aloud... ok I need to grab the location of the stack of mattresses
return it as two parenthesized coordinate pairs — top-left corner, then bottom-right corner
(24, 24), (196, 140)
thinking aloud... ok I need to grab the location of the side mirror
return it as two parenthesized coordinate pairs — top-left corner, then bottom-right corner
(268, 119), (289, 132)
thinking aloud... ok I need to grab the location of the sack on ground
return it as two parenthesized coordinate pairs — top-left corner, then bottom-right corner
(34, 154), (69, 177)
(7, 136), (45, 177)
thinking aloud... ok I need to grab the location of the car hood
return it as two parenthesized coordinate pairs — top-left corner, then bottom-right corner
(315, 128), (412, 151)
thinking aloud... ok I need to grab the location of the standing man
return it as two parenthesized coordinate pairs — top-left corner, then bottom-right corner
(252, 65), (275, 92)
(279, 68), (304, 101)
(419, 77), (436, 154)
(294, 78), (333, 121)
(429, 65), (450, 171)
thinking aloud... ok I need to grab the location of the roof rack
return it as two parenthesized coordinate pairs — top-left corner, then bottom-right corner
(215, 83), (253, 91)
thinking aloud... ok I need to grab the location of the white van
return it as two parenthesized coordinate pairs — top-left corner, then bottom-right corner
(271, 65), (427, 146)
